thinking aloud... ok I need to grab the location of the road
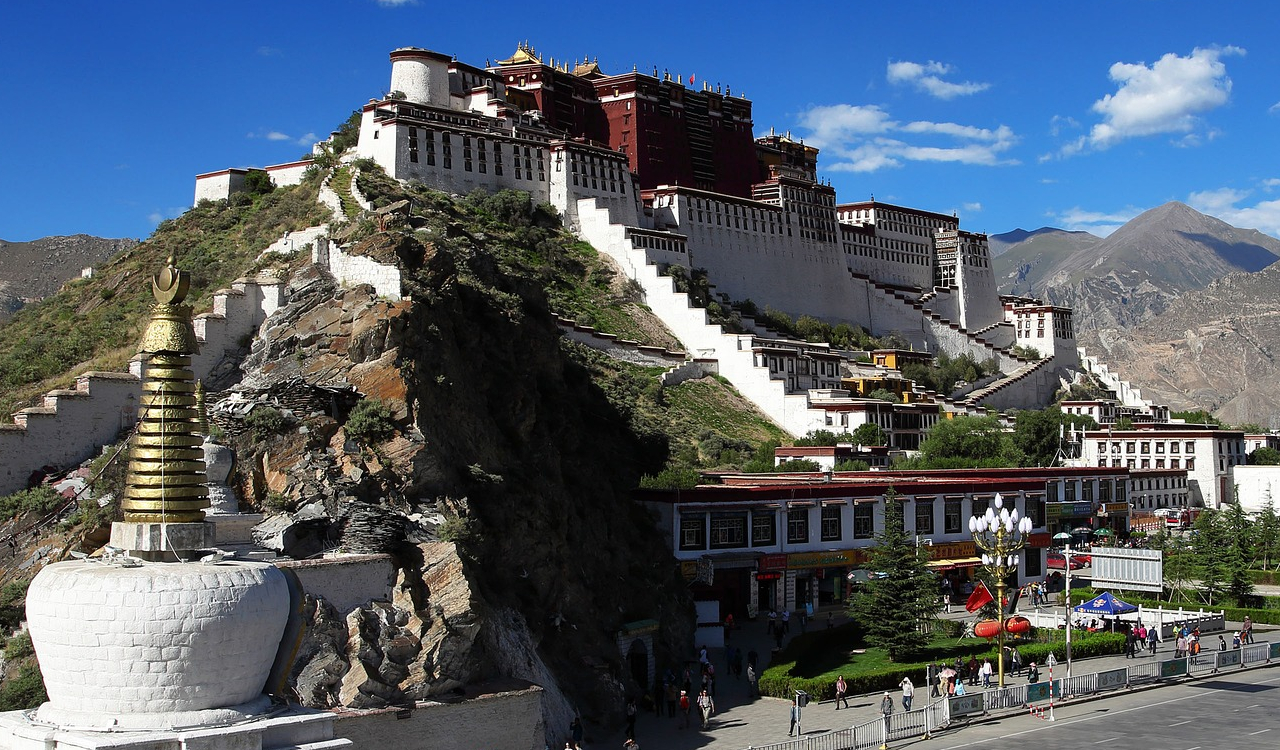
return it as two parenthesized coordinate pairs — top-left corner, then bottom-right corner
(913, 667), (1280, 750)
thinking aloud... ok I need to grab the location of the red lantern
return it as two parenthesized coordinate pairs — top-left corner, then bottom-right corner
(974, 620), (1001, 639)
(1004, 616), (1031, 635)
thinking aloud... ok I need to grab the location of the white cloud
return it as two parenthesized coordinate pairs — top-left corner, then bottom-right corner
(1051, 206), (1145, 237)
(1188, 186), (1280, 238)
(963, 202), (983, 213)
(375, 0), (416, 5)
(1269, 101), (1280, 114)
(249, 129), (319, 147)
(147, 207), (187, 225)
(1262, 178), (1280, 189)
(886, 60), (989, 100)
(257, 46), (283, 57)
(798, 105), (1017, 173)
(1089, 46), (1243, 149)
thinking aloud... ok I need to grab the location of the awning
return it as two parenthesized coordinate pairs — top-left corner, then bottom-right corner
(927, 557), (983, 571)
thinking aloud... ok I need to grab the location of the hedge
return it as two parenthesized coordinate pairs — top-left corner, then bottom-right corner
(758, 626), (1124, 699)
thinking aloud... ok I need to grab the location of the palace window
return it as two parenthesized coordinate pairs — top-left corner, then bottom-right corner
(854, 504), (874, 539)
(944, 499), (963, 534)
(914, 500), (934, 535)
(710, 512), (747, 549)
(787, 509), (809, 544)
(679, 515), (705, 551)
(752, 511), (776, 546)
(821, 505), (842, 542)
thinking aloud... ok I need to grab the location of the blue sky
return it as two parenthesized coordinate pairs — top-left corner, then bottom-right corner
(2, 1), (1278, 243)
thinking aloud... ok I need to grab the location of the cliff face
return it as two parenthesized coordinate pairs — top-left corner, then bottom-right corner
(218, 208), (695, 735)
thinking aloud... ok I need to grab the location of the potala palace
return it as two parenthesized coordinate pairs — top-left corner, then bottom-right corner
(201, 45), (1086, 436)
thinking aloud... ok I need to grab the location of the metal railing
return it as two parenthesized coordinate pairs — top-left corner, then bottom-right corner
(745, 640), (1276, 750)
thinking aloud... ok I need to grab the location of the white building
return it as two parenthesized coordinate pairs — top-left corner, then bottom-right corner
(1078, 427), (1246, 509)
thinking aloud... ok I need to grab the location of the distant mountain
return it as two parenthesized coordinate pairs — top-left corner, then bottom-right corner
(1084, 262), (1280, 426)
(0, 234), (138, 323)
(994, 202), (1280, 331)
(988, 227), (1089, 258)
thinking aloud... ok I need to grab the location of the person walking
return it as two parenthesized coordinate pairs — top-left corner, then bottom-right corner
(1243, 615), (1254, 644)
(980, 658), (993, 688)
(1027, 661), (1040, 684)
(899, 676), (914, 711)
(1010, 646), (1022, 675)
(746, 663), (758, 698)
(880, 691), (894, 736)
(569, 716), (584, 748)
(697, 689), (715, 730)
(835, 675), (849, 709)
(967, 655), (979, 686)
(928, 663), (940, 697)
(679, 690), (691, 728)
(625, 698), (637, 738)
(789, 697), (802, 737)
(665, 681), (678, 718)
(1147, 626), (1159, 655)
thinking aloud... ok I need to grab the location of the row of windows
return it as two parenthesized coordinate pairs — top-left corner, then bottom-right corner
(406, 127), (547, 181)
(679, 498), (1045, 551)
(1103, 441), (1197, 454)
(1099, 458), (1195, 470)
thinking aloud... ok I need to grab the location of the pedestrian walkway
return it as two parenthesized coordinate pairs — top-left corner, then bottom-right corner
(585, 608), (1273, 749)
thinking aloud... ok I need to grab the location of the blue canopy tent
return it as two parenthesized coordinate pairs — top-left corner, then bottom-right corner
(1073, 591), (1138, 616)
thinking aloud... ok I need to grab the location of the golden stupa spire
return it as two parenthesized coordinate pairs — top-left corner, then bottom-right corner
(121, 257), (209, 523)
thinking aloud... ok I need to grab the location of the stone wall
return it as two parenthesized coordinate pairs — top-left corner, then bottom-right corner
(331, 686), (544, 750)
(0, 277), (286, 497)
(313, 237), (403, 302)
(276, 554), (397, 616)
(554, 317), (686, 368)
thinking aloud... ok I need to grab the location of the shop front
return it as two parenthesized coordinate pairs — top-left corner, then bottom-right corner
(687, 553), (760, 621)
(786, 549), (867, 613)
(1046, 500), (1096, 540)
(1098, 502), (1131, 535)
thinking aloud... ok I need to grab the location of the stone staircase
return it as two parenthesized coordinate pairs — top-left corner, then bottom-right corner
(961, 355), (1057, 410)
(576, 198), (834, 436)
(0, 273), (289, 497)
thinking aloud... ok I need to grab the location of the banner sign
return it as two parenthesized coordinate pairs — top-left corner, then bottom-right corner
(947, 693), (984, 717)
(1096, 668), (1126, 691)
(1217, 650), (1242, 669)
(787, 549), (864, 569)
(1159, 657), (1188, 678)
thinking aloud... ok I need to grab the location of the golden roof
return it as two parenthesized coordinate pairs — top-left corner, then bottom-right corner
(496, 43), (542, 66)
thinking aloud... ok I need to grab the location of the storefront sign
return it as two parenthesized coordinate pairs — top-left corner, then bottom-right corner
(787, 549), (865, 569)
(1103, 502), (1129, 515)
(1026, 532), (1051, 548)
(755, 571), (782, 581)
(927, 541), (976, 560)
(759, 554), (788, 571)
(1046, 501), (1093, 519)
(681, 558), (715, 585)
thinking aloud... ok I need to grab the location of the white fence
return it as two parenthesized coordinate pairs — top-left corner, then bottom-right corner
(745, 640), (1278, 749)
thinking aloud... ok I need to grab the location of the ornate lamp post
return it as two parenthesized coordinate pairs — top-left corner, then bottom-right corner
(969, 493), (1034, 688)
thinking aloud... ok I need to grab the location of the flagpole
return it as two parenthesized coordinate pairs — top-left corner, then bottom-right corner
(1064, 544), (1073, 680)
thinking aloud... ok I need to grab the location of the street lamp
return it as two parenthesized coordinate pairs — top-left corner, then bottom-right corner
(968, 493), (1034, 688)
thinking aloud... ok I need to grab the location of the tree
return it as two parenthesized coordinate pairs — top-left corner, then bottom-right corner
(1191, 510), (1229, 605)
(1115, 417), (1134, 430)
(846, 489), (938, 661)
(1221, 499), (1256, 604)
(850, 423), (887, 447)
(918, 416), (1022, 468)
(1249, 447), (1280, 465)
(1171, 409), (1226, 428)
(1254, 499), (1280, 570)
(775, 459), (821, 472)
(1013, 408), (1097, 467)
(866, 388), (901, 403)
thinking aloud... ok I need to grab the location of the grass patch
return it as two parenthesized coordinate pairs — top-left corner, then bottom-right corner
(759, 622), (1125, 699)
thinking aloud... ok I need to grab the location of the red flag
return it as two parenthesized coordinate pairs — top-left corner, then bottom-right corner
(965, 582), (994, 613)
(689, 73), (696, 85)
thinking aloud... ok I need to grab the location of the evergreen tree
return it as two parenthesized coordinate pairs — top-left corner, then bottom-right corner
(847, 489), (938, 661)
(1222, 499), (1256, 603)
(1255, 498), (1280, 570)
(1191, 510), (1229, 605)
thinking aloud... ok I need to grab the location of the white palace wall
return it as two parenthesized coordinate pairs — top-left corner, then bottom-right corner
(332, 686), (544, 750)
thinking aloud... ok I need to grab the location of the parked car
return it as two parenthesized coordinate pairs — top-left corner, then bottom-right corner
(1046, 552), (1085, 570)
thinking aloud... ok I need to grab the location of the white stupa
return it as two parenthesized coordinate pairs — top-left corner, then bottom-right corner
(0, 259), (350, 750)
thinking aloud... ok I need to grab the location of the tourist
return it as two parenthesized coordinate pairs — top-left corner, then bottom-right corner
(1174, 633), (1187, 658)
(623, 739), (640, 750)
(625, 698), (637, 738)
(834, 675), (849, 709)
(827, 611), (834, 629)
(665, 680), (678, 718)
(1027, 661), (1039, 684)
(1218, 635), (1227, 651)
(781, 609), (791, 635)
(570, 716), (584, 747)
(788, 697), (801, 736)
(954, 681), (966, 696)
(928, 663), (940, 697)
(1011, 646), (1022, 675)
(1147, 626), (1159, 655)
(697, 689), (715, 730)
(767, 609), (777, 635)
(980, 658), (993, 688)
(879, 691), (894, 732)
(900, 676), (914, 710)
(967, 655), (979, 686)
(679, 690), (691, 728)
(724, 612), (735, 643)
(1243, 615), (1254, 644)
(746, 663), (758, 698)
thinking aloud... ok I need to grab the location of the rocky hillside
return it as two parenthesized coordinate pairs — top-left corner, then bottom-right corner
(0, 235), (138, 323)
(0, 168), (792, 741)
(1083, 263), (1280, 425)
(995, 202), (1280, 331)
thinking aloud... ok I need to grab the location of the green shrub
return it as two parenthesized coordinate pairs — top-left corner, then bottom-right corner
(639, 466), (701, 490)
(0, 663), (48, 712)
(0, 580), (29, 632)
(244, 406), (289, 438)
(345, 398), (397, 445)
(0, 486), (64, 521)
(4, 631), (34, 660)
